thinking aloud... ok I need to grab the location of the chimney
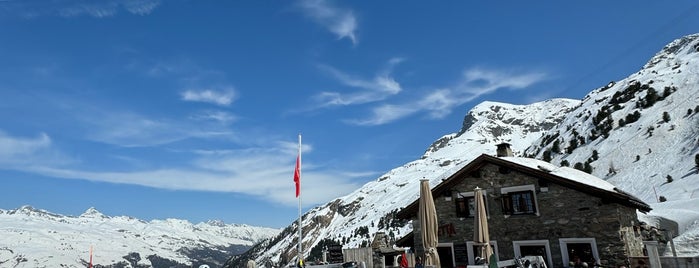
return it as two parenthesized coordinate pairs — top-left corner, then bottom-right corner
(496, 143), (513, 157)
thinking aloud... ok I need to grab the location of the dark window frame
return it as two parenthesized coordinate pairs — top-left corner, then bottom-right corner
(501, 190), (537, 215)
(455, 193), (487, 218)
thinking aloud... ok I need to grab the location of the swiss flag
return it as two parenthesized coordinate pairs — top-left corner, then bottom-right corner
(293, 155), (301, 197)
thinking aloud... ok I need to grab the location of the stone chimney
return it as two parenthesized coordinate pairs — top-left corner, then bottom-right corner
(496, 143), (513, 157)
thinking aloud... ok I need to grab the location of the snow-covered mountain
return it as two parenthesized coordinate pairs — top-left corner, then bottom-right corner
(225, 33), (699, 267)
(0, 205), (280, 267)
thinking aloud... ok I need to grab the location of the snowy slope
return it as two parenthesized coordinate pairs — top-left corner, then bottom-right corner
(227, 33), (699, 267)
(524, 33), (699, 253)
(0, 206), (280, 267)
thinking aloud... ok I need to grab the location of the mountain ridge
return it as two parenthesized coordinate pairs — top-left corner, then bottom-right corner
(0, 205), (280, 267)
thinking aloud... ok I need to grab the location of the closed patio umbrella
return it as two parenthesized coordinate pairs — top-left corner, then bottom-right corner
(474, 187), (495, 267)
(419, 179), (440, 268)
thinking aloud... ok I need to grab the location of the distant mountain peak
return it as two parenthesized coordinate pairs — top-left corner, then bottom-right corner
(8, 204), (62, 218)
(207, 219), (226, 227)
(644, 33), (699, 69)
(80, 207), (108, 218)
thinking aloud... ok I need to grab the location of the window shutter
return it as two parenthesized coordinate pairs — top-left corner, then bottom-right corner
(529, 190), (537, 214)
(455, 198), (466, 217)
(501, 194), (512, 215)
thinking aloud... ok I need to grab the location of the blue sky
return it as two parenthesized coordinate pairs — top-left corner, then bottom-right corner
(1, 0), (698, 228)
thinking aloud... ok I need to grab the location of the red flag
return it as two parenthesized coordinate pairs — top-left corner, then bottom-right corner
(293, 155), (301, 197)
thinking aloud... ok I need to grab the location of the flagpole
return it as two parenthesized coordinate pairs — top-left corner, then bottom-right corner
(297, 133), (303, 267)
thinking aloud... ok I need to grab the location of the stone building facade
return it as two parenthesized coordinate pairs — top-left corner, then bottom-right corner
(397, 147), (651, 268)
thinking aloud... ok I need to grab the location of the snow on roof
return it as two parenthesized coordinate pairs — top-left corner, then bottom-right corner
(499, 156), (618, 192)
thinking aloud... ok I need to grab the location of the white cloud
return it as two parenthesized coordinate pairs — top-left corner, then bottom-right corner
(80, 110), (232, 147)
(190, 110), (238, 124)
(123, 0), (160, 15)
(297, 0), (358, 45)
(3, 0), (161, 18)
(181, 88), (236, 106)
(20, 139), (361, 206)
(461, 68), (548, 95)
(133, 59), (238, 107)
(0, 131), (51, 157)
(314, 60), (403, 107)
(345, 104), (418, 126)
(0, 131), (73, 167)
(348, 67), (549, 126)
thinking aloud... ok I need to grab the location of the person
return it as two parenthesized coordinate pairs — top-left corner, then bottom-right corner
(415, 257), (424, 268)
(573, 256), (585, 268)
(399, 253), (408, 268)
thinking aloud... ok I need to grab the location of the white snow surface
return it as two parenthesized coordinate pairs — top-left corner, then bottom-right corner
(499, 157), (618, 192)
(0, 206), (280, 267)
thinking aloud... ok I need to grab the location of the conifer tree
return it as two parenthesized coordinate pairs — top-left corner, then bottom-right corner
(644, 88), (658, 108)
(583, 162), (593, 174)
(543, 150), (552, 162)
(567, 139), (578, 154)
(618, 118), (626, 127)
(552, 140), (561, 154)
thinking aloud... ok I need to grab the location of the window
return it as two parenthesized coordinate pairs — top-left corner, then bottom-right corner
(513, 240), (553, 268)
(455, 191), (487, 218)
(455, 196), (475, 217)
(559, 238), (599, 268)
(466, 241), (499, 265)
(503, 191), (536, 214)
(500, 185), (539, 216)
(437, 243), (455, 268)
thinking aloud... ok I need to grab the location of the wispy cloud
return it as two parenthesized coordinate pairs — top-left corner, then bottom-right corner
(0, 130), (362, 206)
(1, 0), (161, 18)
(297, 0), (358, 45)
(0, 131), (73, 167)
(348, 67), (549, 126)
(129, 57), (241, 127)
(190, 110), (238, 124)
(313, 58), (403, 107)
(80, 110), (233, 147)
(181, 88), (236, 106)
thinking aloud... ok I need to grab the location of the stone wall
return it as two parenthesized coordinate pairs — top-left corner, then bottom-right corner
(411, 162), (644, 268)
